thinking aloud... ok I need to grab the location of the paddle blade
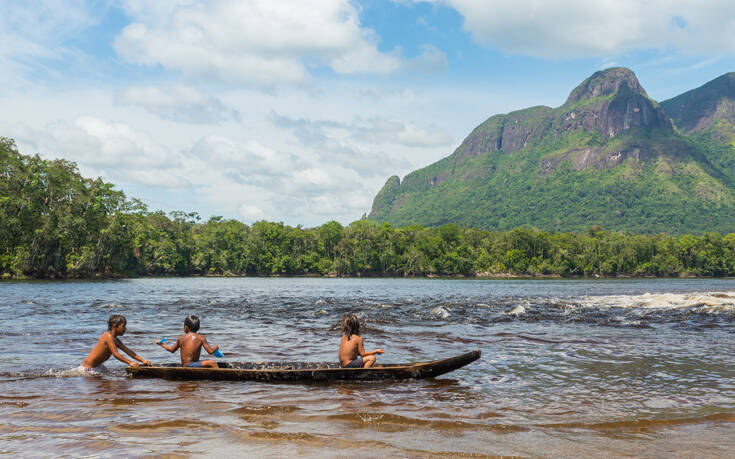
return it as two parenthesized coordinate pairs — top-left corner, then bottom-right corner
(213, 349), (224, 358)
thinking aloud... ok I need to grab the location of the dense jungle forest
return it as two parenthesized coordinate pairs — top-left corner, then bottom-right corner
(2, 137), (735, 279)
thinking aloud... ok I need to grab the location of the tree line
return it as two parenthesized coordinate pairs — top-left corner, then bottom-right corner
(2, 137), (735, 279)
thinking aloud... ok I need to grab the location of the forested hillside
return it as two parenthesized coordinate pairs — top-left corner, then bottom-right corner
(2, 137), (735, 278)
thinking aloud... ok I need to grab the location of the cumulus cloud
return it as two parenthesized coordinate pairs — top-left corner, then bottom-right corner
(432, 0), (735, 58)
(187, 139), (373, 223)
(16, 116), (188, 187)
(13, 115), (373, 221)
(114, 0), (403, 86)
(187, 135), (301, 180)
(117, 85), (241, 124)
(272, 113), (449, 176)
(238, 204), (265, 220)
(352, 117), (453, 147)
(306, 195), (352, 216)
(274, 117), (403, 177)
(6, 103), (410, 224)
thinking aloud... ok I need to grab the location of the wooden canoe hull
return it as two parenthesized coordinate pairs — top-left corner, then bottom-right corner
(125, 350), (481, 382)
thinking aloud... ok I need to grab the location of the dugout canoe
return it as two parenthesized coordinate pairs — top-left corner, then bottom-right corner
(125, 350), (481, 382)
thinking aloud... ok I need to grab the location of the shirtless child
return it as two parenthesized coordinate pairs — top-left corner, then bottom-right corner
(80, 314), (150, 375)
(156, 315), (220, 368)
(339, 313), (384, 368)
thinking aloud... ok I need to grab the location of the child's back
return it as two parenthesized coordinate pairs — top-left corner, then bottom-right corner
(338, 313), (384, 368)
(339, 333), (361, 366)
(177, 331), (209, 366)
(157, 315), (219, 368)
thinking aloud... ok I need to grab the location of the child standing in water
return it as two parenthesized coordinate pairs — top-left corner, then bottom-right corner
(339, 313), (384, 368)
(157, 315), (220, 368)
(80, 314), (150, 375)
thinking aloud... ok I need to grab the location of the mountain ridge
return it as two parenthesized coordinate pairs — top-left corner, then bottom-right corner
(661, 72), (735, 136)
(368, 68), (735, 234)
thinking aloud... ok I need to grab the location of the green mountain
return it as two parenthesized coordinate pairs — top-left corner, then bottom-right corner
(661, 72), (735, 137)
(661, 72), (735, 184)
(368, 68), (735, 234)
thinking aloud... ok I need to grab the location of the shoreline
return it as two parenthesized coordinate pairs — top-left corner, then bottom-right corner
(1, 272), (728, 281)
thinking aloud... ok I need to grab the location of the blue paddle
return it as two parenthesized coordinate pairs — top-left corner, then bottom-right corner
(158, 337), (224, 357)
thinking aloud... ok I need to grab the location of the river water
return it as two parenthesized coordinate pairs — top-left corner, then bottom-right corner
(1, 277), (733, 457)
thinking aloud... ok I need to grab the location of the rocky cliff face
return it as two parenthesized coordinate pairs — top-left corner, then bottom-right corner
(452, 68), (670, 162)
(370, 175), (400, 217)
(387, 68), (677, 196)
(559, 70), (672, 137)
(661, 72), (735, 137)
(564, 67), (644, 105)
(660, 72), (735, 184)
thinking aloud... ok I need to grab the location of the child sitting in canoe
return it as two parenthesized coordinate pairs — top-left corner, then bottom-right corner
(80, 314), (150, 375)
(156, 315), (220, 368)
(339, 313), (384, 368)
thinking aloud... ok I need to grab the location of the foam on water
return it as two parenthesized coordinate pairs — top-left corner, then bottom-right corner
(577, 291), (735, 313)
(47, 367), (89, 378)
(508, 305), (526, 316)
(0, 366), (117, 380)
(430, 306), (451, 318)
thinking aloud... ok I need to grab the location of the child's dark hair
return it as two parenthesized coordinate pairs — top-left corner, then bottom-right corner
(341, 313), (360, 340)
(184, 315), (200, 332)
(108, 314), (126, 330)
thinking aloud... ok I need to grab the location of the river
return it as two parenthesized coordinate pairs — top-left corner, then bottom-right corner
(1, 277), (733, 457)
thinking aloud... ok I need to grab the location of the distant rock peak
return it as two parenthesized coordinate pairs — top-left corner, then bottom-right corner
(449, 68), (668, 165)
(564, 67), (646, 107)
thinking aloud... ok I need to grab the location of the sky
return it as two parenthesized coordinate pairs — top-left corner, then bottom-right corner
(2, 0), (735, 227)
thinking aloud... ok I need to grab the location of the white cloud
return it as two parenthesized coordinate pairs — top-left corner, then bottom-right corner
(118, 0), (194, 26)
(15, 116), (188, 187)
(0, 0), (107, 86)
(117, 85), (241, 124)
(114, 0), (403, 86)
(1, 77), (476, 226)
(292, 168), (333, 188)
(401, 44), (448, 72)
(73, 116), (178, 169)
(308, 195), (351, 216)
(187, 135), (300, 179)
(352, 117), (453, 147)
(272, 113), (450, 176)
(0, 0), (101, 55)
(276, 114), (453, 148)
(191, 156), (371, 223)
(433, 0), (735, 58)
(238, 204), (265, 220)
(128, 169), (190, 188)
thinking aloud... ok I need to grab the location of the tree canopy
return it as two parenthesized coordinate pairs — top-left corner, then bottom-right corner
(2, 137), (735, 279)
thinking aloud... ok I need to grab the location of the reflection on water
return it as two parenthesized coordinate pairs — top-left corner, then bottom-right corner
(1, 277), (734, 457)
